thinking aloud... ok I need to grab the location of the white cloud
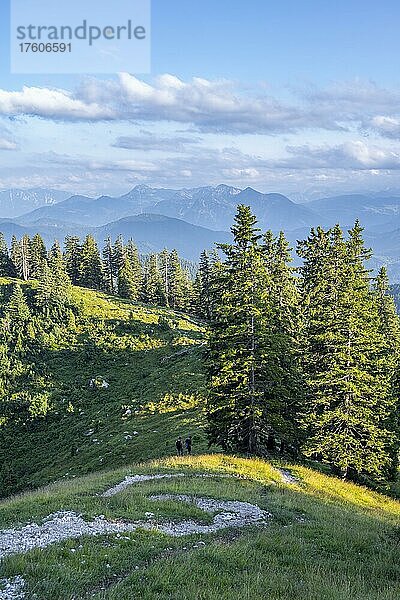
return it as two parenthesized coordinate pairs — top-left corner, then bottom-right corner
(0, 86), (114, 121)
(303, 80), (400, 115)
(370, 116), (400, 139)
(0, 74), (343, 133)
(278, 141), (400, 170)
(2, 75), (400, 139)
(112, 133), (201, 151)
(107, 73), (320, 133)
(222, 167), (260, 179)
(2, 76), (400, 196)
(0, 137), (17, 150)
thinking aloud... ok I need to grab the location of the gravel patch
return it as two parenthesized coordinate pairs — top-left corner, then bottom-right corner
(149, 494), (271, 536)
(278, 469), (299, 484)
(0, 498), (270, 559)
(0, 472), (272, 569)
(0, 576), (26, 599)
(102, 472), (242, 497)
(0, 511), (142, 560)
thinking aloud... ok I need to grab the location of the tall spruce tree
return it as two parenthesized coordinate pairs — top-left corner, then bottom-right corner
(168, 249), (191, 311)
(11, 235), (31, 281)
(102, 237), (115, 294)
(30, 234), (47, 279)
(117, 255), (137, 300)
(159, 249), (170, 306)
(125, 239), (142, 296)
(10, 236), (21, 278)
(6, 283), (30, 324)
(373, 266), (400, 479)
(50, 240), (63, 260)
(261, 230), (302, 452)
(79, 235), (104, 290)
(64, 236), (82, 285)
(207, 205), (272, 454)
(195, 250), (214, 320)
(20, 235), (31, 281)
(298, 222), (396, 481)
(36, 252), (71, 320)
(0, 233), (15, 277)
(112, 236), (125, 281)
(3, 283), (31, 351)
(141, 254), (166, 305)
(35, 263), (53, 318)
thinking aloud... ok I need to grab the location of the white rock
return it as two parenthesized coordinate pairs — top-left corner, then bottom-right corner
(0, 576), (26, 599)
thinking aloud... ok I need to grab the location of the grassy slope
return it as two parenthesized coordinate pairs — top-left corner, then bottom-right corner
(1, 281), (400, 598)
(0, 454), (399, 599)
(0, 281), (209, 496)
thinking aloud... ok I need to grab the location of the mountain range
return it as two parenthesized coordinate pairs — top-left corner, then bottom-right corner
(13, 184), (315, 231)
(0, 188), (71, 219)
(2, 184), (400, 279)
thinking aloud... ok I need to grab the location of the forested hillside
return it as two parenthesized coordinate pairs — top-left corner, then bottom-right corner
(0, 280), (207, 497)
(1, 204), (400, 494)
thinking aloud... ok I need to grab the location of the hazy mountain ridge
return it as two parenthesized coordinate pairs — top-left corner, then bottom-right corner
(0, 213), (230, 261)
(13, 184), (316, 231)
(3, 184), (400, 278)
(0, 188), (71, 218)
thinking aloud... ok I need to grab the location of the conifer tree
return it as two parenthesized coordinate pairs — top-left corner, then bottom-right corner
(125, 239), (142, 294)
(6, 283), (30, 324)
(20, 235), (31, 281)
(64, 236), (82, 285)
(207, 205), (272, 454)
(298, 222), (396, 481)
(50, 240), (63, 260)
(35, 263), (53, 318)
(159, 249), (170, 306)
(10, 236), (20, 277)
(168, 249), (189, 310)
(36, 251), (71, 320)
(0, 233), (15, 277)
(11, 235), (31, 280)
(3, 283), (31, 350)
(141, 254), (166, 305)
(30, 234), (47, 279)
(112, 235), (125, 280)
(79, 235), (104, 290)
(261, 230), (302, 452)
(195, 250), (214, 320)
(373, 266), (400, 479)
(102, 237), (115, 294)
(117, 255), (137, 300)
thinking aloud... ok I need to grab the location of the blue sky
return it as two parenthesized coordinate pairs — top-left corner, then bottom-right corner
(1, 0), (400, 199)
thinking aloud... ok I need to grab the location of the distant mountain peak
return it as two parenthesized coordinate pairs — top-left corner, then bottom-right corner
(214, 183), (241, 195)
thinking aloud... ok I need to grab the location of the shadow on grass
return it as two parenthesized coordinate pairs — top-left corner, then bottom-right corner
(0, 330), (207, 499)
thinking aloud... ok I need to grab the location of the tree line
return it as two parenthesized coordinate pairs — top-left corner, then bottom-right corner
(0, 233), (195, 312)
(1, 205), (399, 486)
(204, 205), (400, 485)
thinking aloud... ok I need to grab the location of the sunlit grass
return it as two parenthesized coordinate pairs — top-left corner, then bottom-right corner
(0, 454), (399, 599)
(150, 454), (283, 484)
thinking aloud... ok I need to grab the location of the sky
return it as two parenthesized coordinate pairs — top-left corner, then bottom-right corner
(1, 0), (400, 199)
